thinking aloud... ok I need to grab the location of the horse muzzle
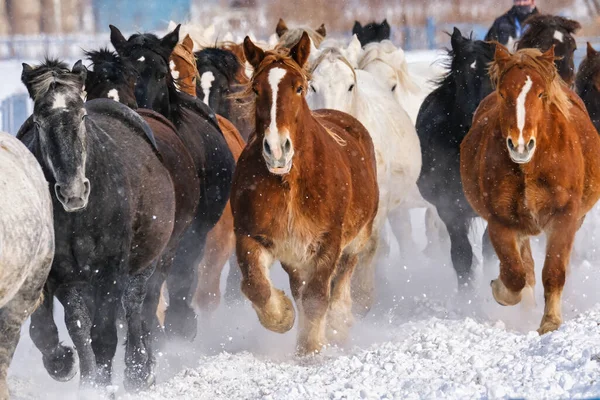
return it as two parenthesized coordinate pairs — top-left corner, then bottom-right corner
(55, 179), (91, 212)
(507, 137), (536, 164)
(263, 136), (294, 175)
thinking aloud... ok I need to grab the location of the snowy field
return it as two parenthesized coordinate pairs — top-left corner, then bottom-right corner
(6, 50), (600, 399)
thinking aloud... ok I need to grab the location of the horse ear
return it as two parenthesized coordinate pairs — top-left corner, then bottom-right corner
(289, 31), (311, 68)
(450, 27), (464, 51)
(276, 18), (288, 37)
(380, 19), (391, 38)
(21, 63), (35, 98)
(182, 34), (194, 53)
(161, 24), (180, 53)
(494, 42), (512, 68)
(587, 42), (598, 58)
(243, 36), (265, 70)
(539, 45), (555, 64)
(316, 23), (326, 37)
(110, 25), (127, 54)
(308, 38), (321, 66)
(353, 21), (362, 35)
(72, 60), (87, 87)
(345, 34), (362, 66)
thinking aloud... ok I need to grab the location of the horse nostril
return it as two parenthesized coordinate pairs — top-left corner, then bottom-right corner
(527, 138), (536, 151)
(507, 138), (515, 150)
(263, 139), (272, 156)
(284, 138), (292, 153)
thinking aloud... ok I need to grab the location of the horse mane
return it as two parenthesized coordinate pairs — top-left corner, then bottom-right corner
(277, 28), (324, 49)
(359, 40), (420, 94)
(85, 48), (137, 81)
(309, 47), (356, 82)
(489, 47), (572, 118)
(23, 58), (80, 101)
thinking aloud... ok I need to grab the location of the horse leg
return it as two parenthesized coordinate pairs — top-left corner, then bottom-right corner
(123, 264), (156, 392)
(237, 235), (295, 334)
(56, 284), (97, 387)
(520, 238), (536, 309)
(147, 251), (174, 347)
(538, 218), (578, 335)
(91, 273), (122, 387)
(164, 223), (208, 341)
(438, 208), (474, 288)
(224, 253), (244, 305)
(192, 217), (235, 314)
(327, 251), (359, 346)
(0, 269), (49, 399)
(30, 286), (77, 382)
(482, 225), (498, 263)
(350, 233), (379, 317)
(487, 220), (528, 306)
(297, 240), (340, 355)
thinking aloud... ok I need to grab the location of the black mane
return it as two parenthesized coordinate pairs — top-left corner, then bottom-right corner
(195, 47), (242, 84)
(85, 48), (138, 83)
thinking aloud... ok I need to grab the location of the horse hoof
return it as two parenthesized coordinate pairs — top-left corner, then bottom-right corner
(164, 303), (197, 341)
(255, 289), (295, 333)
(537, 318), (561, 335)
(490, 279), (522, 306)
(124, 366), (156, 393)
(43, 345), (78, 382)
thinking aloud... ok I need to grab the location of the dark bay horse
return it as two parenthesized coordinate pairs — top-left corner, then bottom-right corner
(461, 45), (600, 334)
(18, 59), (176, 391)
(352, 19), (391, 46)
(517, 14), (581, 86)
(576, 42), (600, 132)
(416, 28), (495, 288)
(85, 48), (201, 339)
(169, 41), (247, 312)
(232, 33), (378, 354)
(110, 24), (236, 340)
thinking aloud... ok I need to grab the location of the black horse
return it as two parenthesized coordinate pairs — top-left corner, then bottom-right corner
(195, 47), (253, 140)
(352, 19), (391, 46)
(18, 59), (176, 391)
(416, 28), (496, 288)
(576, 42), (600, 133)
(109, 24), (236, 340)
(517, 14), (581, 86)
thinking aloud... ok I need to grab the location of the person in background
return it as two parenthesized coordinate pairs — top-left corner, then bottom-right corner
(485, 0), (539, 46)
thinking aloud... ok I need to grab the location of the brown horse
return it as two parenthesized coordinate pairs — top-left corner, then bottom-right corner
(461, 44), (600, 334)
(231, 32), (378, 354)
(170, 39), (246, 312)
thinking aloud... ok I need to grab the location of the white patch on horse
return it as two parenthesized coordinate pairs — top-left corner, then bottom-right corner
(52, 93), (67, 110)
(107, 89), (120, 102)
(470, 60), (477, 70)
(266, 67), (287, 160)
(137, 56), (145, 62)
(516, 75), (533, 151)
(200, 71), (215, 106)
(553, 30), (564, 43)
(169, 60), (179, 80)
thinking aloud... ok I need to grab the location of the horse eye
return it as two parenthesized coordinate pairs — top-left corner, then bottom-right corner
(348, 84), (355, 92)
(157, 72), (166, 80)
(296, 86), (303, 94)
(310, 85), (316, 93)
(253, 87), (259, 95)
(538, 92), (544, 98)
(391, 84), (397, 92)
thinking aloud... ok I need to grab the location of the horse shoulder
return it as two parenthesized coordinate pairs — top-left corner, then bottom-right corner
(216, 114), (245, 161)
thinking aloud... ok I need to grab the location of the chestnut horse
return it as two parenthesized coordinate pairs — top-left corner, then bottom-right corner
(170, 39), (246, 312)
(461, 44), (600, 334)
(232, 33), (378, 354)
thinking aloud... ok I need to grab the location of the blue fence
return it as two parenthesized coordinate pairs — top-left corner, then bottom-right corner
(1, 94), (30, 135)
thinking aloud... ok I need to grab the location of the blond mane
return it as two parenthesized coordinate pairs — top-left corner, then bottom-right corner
(277, 27), (325, 50)
(489, 47), (572, 118)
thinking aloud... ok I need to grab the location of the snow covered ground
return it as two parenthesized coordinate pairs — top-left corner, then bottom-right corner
(6, 49), (600, 399)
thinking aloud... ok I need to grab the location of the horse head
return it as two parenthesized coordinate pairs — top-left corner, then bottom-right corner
(21, 59), (90, 212)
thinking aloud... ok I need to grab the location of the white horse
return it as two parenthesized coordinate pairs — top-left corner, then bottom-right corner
(0, 132), (54, 400)
(306, 43), (425, 314)
(356, 38), (444, 124)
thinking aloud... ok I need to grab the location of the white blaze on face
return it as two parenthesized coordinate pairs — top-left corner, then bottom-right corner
(107, 88), (120, 102)
(516, 75), (533, 152)
(169, 60), (181, 92)
(138, 56), (145, 62)
(553, 30), (564, 43)
(200, 71), (215, 106)
(52, 93), (67, 110)
(265, 67), (287, 160)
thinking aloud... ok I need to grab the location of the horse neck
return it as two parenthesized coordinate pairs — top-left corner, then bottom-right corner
(578, 83), (600, 125)
(448, 78), (486, 126)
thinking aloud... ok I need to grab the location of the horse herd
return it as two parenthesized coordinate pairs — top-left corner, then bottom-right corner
(1, 12), (600, 398)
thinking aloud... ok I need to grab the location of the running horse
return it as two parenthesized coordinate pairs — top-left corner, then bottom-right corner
(461, 44), (600, 334)
(576, 42), (600, 133)
(232, 33), (378, 354)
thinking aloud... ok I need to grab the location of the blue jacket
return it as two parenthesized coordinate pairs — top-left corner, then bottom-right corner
(485, 6), (539, 45)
